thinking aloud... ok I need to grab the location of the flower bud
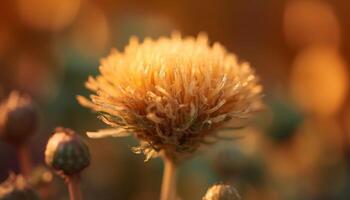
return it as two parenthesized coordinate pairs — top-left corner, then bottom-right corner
(0, 173), (40, 200)
(0, 91), (38, 145)
(202, 184), (241, 200)
(45, 128), (90, 176)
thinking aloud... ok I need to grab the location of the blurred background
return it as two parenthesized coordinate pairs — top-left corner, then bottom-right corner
(0, 0), (350, 199)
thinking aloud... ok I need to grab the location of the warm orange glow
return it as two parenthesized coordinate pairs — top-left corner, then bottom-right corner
(16, 0), (81, 31)
(0, 26), (15, 56)
(290, 46), (349, 116)
(69, 3), (110, 57)
(283, 0), (341, 48)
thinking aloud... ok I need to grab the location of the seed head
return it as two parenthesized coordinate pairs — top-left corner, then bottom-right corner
(45, 128), (90, 176)
(0, 173), (40, 200)
(78, 32), (262, 162)
(202, 184), (241, 200)
(0, 91), (38, 145)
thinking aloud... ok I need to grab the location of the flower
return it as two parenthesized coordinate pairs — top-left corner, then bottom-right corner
(78, 32), (262, 162)
(202, 184), (241, 200)
(0, 173), (40, 200)
(45, 128), (90, 176)
(0, 91), (38, 145)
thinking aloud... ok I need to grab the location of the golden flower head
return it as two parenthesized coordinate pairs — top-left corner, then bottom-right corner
(78, 32), (262, 162)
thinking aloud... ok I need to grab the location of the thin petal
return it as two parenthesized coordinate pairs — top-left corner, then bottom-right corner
(86, 128), (130, 138)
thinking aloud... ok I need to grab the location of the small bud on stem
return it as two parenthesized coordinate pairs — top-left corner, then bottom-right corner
(45, 128), (90, 200)
(0, 91), (38, 176)
(202, 184), (241, 200)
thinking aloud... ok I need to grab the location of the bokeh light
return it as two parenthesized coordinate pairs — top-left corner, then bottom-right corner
(290, 46), (349, 116)
(283, 0), (341, 48)
(16, 0), (81, 31)
(69, 2), (110, 58)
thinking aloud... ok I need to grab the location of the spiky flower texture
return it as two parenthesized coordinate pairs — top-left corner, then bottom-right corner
(78, 33), (262, 162)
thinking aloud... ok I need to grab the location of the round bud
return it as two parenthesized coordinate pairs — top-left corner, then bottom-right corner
(0, 91), (38, 145)
(0, 173), (40, 200)
(45, 128), (90, 176)
(202, 184), (241, 200)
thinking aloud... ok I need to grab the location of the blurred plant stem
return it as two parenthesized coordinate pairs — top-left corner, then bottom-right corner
(160, 157), (178, 200)
(67, 175), (82, 200)
(16, 144), (32, 176)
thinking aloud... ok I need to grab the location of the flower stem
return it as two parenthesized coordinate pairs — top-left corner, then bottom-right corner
(67, 175), (83, 200)
(16, 144), (32, 176)
(160, 157), (177, 200)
